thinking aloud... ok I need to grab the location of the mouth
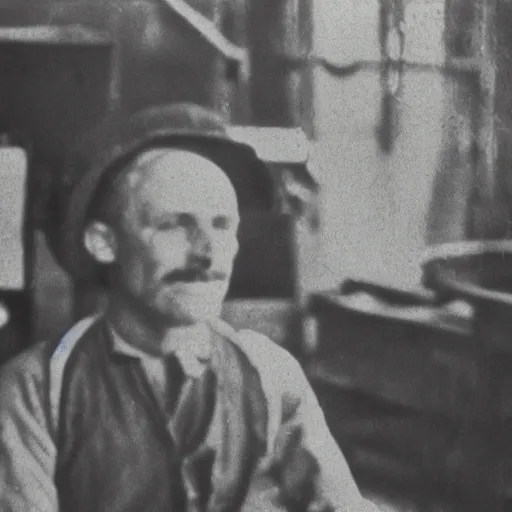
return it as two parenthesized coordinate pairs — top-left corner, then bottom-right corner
(163, 269), (227, 286)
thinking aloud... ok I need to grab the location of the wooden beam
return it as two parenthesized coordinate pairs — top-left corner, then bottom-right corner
(476, 0), (498, 201)
(161, 0), (246, 62)
(0, 25), (111, 46)
(377, 0), (405, 153)
(222, 0), (252, 123)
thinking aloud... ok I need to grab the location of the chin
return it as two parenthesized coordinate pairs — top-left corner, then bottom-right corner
(154, 281), (229, 324)
(179, 307), (221, 324)
(159, 298), (224, 325)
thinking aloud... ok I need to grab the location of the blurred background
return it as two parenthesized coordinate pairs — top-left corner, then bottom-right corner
(2, 0), (512, 510)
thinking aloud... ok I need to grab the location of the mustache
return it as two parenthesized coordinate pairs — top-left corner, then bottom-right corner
(163, 267), (227, 284)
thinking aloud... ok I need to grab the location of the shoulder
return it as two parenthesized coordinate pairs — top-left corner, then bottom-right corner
(0, 341), (51, 392)
(211, 319), (300, 372)
(238, 329), (304, 383)
(0, 340), (53, 427)
(0, 316), (99, 426)
(0, 316), (99, 394)
(209, 319), (308, 399)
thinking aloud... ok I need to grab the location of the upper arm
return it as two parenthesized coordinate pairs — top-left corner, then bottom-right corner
(232, 328), (380, 511)
(277, 354), (367, 503)
(260, 343), (380, 511)
(0, 353), (58, 511)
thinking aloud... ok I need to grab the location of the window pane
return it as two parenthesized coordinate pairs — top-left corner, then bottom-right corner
(314, 0), (380, 63)
(403, 0), (445, 64)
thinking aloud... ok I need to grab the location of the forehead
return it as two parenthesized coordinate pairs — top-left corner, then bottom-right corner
(125, 149), (239, 217)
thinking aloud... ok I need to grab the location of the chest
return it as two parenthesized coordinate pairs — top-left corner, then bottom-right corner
(54, 341), (273, 512)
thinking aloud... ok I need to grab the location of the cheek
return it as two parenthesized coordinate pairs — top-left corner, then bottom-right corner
(116, 236), (156, 287)
(212, 233), (239, 266)
(149, 230), (189, 269)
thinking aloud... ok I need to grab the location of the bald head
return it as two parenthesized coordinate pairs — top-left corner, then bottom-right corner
(127, 149), (239, 228)
(91, 148), (239, 228)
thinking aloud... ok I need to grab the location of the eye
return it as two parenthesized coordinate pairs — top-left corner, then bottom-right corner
(212, 215), (234, 231)
(155, 213), (196, 231)
(156, 218), (179, 231)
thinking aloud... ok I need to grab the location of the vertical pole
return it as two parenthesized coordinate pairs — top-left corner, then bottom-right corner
(471, 0), (504, 238)
(476, 0), (497, 202)
(106, 0), (123, 113)
(297, 0), (314, 138)
(472, 7), (503, 510)
(212, 0), (231, 120)
(247, 0), (313, 129)
(225, 0), (251, 124)
(282, 0), (301, 128)
(377, 0), (405, 153)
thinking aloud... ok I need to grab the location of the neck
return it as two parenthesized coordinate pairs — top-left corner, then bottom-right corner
(104, 290), (205, 356)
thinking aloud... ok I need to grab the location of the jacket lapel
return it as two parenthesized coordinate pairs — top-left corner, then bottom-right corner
(171, 366), (217, 457)
(206, 330), (268, 512)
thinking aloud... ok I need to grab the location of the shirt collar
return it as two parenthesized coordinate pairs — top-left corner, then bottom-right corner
(108, 322), (213, 378)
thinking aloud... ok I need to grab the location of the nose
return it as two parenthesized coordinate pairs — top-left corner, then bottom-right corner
(188, 225), (213, 269)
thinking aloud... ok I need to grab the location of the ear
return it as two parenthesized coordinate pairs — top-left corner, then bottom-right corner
(84, 221), (117, 264)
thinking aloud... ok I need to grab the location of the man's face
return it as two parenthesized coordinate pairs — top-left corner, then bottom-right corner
(105, 149), (240, 325)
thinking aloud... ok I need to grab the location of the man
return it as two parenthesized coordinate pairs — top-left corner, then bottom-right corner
(0, 103), (379, 511)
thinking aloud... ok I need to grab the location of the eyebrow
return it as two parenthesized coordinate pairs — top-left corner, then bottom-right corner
(149, 211), (239, 226)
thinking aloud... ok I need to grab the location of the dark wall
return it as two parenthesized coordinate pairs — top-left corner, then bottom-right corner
(248, 0), (313, 132)
(50, 0), (238, 118)
(1, 0), (314, 128)
(0, 43), (111, 179)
